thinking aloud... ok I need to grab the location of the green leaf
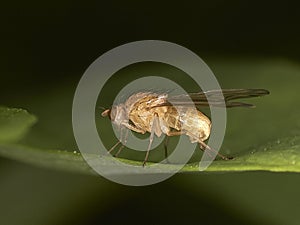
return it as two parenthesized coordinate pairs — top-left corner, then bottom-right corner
(0, 106), (37, 143)
(0, 144), (94, 175)
(1, 136), (299, 175)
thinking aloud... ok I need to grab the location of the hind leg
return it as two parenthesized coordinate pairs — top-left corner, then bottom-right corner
(185, 131), (232, 160)
(198, 140), (232, 160)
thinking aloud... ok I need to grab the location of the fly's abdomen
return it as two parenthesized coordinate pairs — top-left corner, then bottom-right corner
(180, 108), (211, 142)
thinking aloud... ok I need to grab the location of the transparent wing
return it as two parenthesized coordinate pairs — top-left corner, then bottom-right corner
(153, 89), (270, 108)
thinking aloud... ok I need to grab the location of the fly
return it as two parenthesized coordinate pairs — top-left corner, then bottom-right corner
(101, 89), (270, 166)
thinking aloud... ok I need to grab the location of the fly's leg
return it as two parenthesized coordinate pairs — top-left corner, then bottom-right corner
(108, 123), (145, 157)
(164, 136), (169, 162)
(107, 141), (121, 154)
(198, 143), (213, 158)
(198, 140), (232, 160)
(143, 113), (160, 167)
(121, 122), (146, 134)
(185, 131), (233, 160)
(114, 128), (129, 157)
(166, 131), (184, 136)
(116, 122), (145, 157)
(107, 126), (124, 155)
(163, 130), (183, 163)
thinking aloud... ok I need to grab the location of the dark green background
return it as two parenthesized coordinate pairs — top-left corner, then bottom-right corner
(1, 1), (300, 225)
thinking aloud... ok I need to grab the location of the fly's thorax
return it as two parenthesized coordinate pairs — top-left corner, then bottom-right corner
(125, 92), (168, 112)
(126, 93), (168, 133)
(125, 92), (155, 112)
(110, 103), (128, 126)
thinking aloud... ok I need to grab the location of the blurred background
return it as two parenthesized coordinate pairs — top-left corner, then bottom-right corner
(1, 1), (300, 225)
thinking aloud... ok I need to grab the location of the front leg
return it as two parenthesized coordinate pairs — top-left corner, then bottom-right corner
(109, 123), (145, 157)
(121, 122), (146, 134)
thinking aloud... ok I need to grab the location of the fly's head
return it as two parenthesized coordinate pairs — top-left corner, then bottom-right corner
(101, 104), (128, 127)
